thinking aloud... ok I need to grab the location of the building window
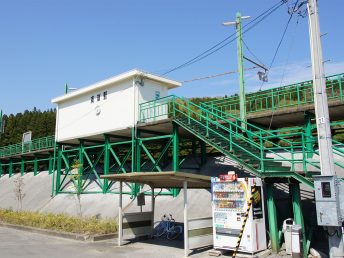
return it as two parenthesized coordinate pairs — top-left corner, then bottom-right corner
(103, 91), (107, 100)
(155, 91), (160, 100)
(91, 96), (94, 103)
(97, 94), (101, 101)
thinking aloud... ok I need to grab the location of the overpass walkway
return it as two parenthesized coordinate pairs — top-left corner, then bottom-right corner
(0, 73), (344, 188)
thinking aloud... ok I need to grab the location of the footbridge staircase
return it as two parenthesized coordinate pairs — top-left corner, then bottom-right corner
(139, 94), (344, 188)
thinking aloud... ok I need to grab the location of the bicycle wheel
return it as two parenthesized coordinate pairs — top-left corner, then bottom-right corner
(167, 225), (183, 240)
(153, 222), (167, 237)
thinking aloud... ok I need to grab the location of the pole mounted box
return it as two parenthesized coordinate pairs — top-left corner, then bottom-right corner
(314, 175), (344, 227)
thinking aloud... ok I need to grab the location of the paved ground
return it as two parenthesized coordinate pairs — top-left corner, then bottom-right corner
(2, 226), (327, 258)
(0, 227), (210, 258)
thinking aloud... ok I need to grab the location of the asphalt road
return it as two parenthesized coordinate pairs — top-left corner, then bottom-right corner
(0, 227), (210, 258)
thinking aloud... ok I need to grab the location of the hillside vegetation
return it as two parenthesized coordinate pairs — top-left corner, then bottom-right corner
(0, 108), (56, 147)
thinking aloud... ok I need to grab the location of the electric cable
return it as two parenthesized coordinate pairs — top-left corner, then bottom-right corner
(242, 39), (265, 68)
(267, 15), (300, 130)
(259, 0), (301, 91)
(162, 0), (287, 76)
(171, 2), (287, 73)
(181, 67), (257, 83)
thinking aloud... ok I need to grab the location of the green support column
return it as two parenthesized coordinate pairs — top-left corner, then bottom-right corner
(172, 123), (179, 172)
(55, 144), (62, 195)
(21, 158), (25, 176)
(130, 128), (140, 197)
(200, 141), (207, 166)
(78, 140), (84, 194)
(9, 159), (13, 178)
(0, 162), (2, 177)
(304, 112), (314, 158)
(136, 130), (141, 172)
(290, 183), (307, 258)
(34, 155), (38, 176)
(103, 135), (110, 193)
(131, 127), (135, 172)
(172, 123), (180, 197)
(48, 153), (53, 174)
(266, 183), (280, 253)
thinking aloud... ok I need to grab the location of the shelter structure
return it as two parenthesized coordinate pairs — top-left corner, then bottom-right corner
(101, 171), (212, 257)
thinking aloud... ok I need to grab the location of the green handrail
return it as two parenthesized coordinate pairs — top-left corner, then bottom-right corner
(140, 95), (304, 175)
(0, 135), (55, 158)
(201, 73), (344, 116)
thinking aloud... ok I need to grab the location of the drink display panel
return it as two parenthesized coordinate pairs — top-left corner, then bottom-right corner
(211, 176), (267, 253)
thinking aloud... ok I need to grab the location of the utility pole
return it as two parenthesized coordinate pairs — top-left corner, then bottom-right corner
(307, 0), (344, 257)
(223, 12), (250, 130)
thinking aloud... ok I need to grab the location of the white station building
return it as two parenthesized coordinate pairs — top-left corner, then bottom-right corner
(52, 69), (181, 143)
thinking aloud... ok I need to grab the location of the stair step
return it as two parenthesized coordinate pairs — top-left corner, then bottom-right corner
(264, 166), (291, 172)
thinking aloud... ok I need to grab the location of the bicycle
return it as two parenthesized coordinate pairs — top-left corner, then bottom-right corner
(153, 214), (183, 240)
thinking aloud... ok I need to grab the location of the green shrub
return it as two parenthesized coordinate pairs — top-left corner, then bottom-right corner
(0, 209), (117, 235)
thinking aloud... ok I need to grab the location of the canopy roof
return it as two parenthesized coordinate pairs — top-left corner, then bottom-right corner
(101, 171), (211, 189)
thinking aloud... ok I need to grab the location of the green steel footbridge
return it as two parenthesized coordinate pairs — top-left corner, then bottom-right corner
(1, 72), (344, 254)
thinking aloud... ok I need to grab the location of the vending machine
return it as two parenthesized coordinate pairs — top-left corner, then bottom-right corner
(211, 174), (267, 253)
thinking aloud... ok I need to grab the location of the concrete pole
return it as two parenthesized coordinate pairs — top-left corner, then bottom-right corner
(307, 0), (343, 256)
(118, 181), (123, 247)
(184, 181), (189, 257)
(223, 12), (248, 130)
(236, 12), (247, 130)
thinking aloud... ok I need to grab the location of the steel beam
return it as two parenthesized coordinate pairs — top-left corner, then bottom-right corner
(9, 159), (13, 178)
(21, 158), (25, 176)
(78, 140), (84, 194)
(266, 183), (280, 253)
(55, 144), (62, 195)
(103, 135), (110, 193)
(33, 155), (38, 176)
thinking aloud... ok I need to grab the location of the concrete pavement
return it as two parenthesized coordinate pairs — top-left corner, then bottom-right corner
(0, 226), (209, 258)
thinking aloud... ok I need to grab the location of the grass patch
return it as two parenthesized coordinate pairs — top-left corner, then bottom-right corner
(0, 209), (117, 235)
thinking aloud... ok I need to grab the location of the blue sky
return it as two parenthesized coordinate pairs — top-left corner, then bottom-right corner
(1, 0), (343, 114)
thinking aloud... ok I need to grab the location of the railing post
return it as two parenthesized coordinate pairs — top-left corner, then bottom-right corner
(339, 75), (343, 101)
(153, 100), (156, 122)
(187, 101), (190, 124)
(206, 112), (209, 137)
(302, 134), (307, 173)
(259, 132), (264, 172)
(297, 84), (301, 107)
(271, 91), (275, 111)
(291, 145), (295, 172)
(229, 123), (233, 151)
(55, 144), (62, 195)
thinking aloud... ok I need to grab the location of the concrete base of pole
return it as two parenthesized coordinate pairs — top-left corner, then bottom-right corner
(328, 227), (344, 258)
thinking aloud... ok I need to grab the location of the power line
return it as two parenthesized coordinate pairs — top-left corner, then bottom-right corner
(162, 0), (287, 76)
(164, 1), (286, 74)
(258, 0), (299, 91)
(242, 39), (265, 68)
(181, 67), (257, 83)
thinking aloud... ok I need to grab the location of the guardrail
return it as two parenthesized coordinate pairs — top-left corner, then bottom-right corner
(200, 73), (344, 116)
(0, 135), (55, 158)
